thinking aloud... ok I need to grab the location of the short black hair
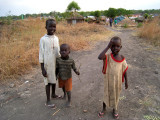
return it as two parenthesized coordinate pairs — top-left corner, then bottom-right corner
(111, 36), (121, 43)
(46, 19), (56, 27)
(60, 44), (70, 50)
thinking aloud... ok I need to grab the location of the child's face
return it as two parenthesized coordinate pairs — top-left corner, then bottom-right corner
(111, 39), (122, 55)
(60, 45), (70, 58)
(46, 21), (56, 35)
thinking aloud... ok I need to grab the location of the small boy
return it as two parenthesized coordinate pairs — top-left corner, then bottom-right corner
(39, 19), (61, 108)
(56, 44), (80, 107)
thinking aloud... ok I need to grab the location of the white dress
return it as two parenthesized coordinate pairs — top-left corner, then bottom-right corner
(39, 34), (60, 85)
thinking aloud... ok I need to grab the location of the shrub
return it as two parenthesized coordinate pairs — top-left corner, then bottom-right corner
(137, 23), (143, 28)
(123, 23), (128, 28)
(138, 17), (160, 46)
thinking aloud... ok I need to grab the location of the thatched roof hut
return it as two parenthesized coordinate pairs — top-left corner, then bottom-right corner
(66, 12), (84, 25)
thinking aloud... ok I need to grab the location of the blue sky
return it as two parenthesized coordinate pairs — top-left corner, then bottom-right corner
(0, 0), (160, 16)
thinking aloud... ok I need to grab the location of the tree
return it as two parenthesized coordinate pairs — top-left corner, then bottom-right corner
(106, 8), (117, 18)
(94, 10), (101, 20)
(116, 8), (126, 16)
(125, 10), (133, 18)
(67, 1), (80, 12)
(103, 10), (108, 17)
(144, 13), (149, 19)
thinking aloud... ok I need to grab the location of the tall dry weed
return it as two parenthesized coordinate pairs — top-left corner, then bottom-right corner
(138, 17), (160, 46)
(0, 18), (112, 81)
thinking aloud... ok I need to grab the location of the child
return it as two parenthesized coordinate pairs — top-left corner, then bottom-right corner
(98, 36), (128, 119)
(109, 17), (113, 27)
(39, 19), (61, 108)
(114, 19), (117, 27)
(56, 44), (80, 107)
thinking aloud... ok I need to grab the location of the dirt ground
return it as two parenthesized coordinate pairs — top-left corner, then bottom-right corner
(0, 26), (160, 120)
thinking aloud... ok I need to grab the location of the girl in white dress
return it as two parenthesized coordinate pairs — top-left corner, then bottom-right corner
(39, 19), (61, 108)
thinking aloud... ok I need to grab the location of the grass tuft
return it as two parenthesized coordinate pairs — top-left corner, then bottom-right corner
(138, 17), (160, 46)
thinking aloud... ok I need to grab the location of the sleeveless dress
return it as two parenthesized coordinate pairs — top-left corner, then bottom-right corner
(102, 53), (128, 110)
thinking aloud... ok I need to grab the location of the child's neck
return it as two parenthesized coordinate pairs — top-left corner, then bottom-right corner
(47, 33), (54, 35)
(61, 56), (69, 60)
(112, 53), (123, 61)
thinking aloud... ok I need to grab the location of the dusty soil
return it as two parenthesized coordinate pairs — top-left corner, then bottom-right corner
(0, 26), (160, 120)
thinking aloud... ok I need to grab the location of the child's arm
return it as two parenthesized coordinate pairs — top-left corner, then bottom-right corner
(98, 40), (113, 60)
(72, 61), (80, 75)
(41, 63), (47, 77)
(55, 58), (59, 80)
(74, 70), (80, 75)
(39, 38), (47, 77)
(55, 68), (59, 80)
(124, 72), (128, 89)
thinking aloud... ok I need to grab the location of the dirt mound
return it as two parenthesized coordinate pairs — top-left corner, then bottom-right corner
(117, 17), (137, 27)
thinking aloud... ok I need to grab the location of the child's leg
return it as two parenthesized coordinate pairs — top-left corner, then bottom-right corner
(45, 83), (55, 108)
(65, 78), (72, 107)
(103, 102), (106, 112)
(66, 91), (71, 107)
(113, 107), (119, 119)
(98, 102), (107, 117)
(46, 83), (51, 104)
(51, 83), (57, 98)
(62, 87), (66, 99)
(52, 83), (62, 98)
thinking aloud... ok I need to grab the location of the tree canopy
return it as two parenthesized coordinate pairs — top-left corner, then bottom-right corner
(94, 10), (101, 18)
(106, 8), (117, 18)
(67, 1), (81, 12)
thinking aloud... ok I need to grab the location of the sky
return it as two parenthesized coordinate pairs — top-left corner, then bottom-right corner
(0, 0), (160, 17)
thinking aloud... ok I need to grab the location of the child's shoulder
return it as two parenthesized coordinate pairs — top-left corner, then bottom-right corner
(118, 54), (125, 61)
(68, 57), (74, 61)
(67, 58), (75, 63)
(120, 55), (125, 59)
(54, 34), (58, 38)
(40, 34), (47, 40)
(56, 57), (61, 61)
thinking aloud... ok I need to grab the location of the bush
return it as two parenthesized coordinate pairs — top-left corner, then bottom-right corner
(123, 23), (128, 28)
(138, 17), (160, 46)
(137, 23), (143, 28)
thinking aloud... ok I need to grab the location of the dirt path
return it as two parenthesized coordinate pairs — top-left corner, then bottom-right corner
(0, 27), (160, 120)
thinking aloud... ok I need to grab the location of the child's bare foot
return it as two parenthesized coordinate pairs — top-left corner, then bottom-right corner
(45, 101), (56, 109)
(52, 95), (62, 99)
(66, 101), (72, 107)
(98, 109), (106, 118)
(113, 109), (119, 119)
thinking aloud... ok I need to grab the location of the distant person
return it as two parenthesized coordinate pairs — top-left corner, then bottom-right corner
(56, 44), (80, 107)
(109, 17), (113, 27)
(98, 36), (128, 119)
(39, 19), (61, 108)
(106, 18), (109, 26)
(114, 19), (117, 27)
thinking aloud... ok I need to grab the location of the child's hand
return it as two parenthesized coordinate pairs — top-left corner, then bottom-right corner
(42, 69), (47, 77)
(125, 83), (128, 89)
(76, 71), (80, 75)
(108, 39), (113, 48)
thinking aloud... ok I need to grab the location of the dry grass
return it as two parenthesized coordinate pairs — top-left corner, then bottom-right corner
(138, 17), (160, 46)
(0, 18), (112, 81)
